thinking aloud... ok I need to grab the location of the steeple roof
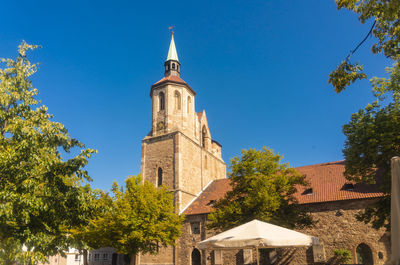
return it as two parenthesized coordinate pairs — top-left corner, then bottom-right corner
(166, 33), (179, 62)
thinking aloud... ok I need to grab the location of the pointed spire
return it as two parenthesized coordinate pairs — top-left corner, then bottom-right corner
(166, 33), (179, 62)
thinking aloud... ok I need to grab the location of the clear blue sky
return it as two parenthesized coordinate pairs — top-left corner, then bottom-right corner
(0, 0), (390, 190)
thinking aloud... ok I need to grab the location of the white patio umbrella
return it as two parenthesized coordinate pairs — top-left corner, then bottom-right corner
(198, 219), (315, 265)
(391, 157), (400, 265)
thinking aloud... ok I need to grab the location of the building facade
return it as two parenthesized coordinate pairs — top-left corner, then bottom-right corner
(137, 36), (391, 265)
(138, 33), (227, 265)
(181, 161), (390, 265)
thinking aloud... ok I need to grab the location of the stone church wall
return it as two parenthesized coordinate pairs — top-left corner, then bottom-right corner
(141, 134), (175, 189)
(177, 198), (390, 265)
(177, 133), (226, 212)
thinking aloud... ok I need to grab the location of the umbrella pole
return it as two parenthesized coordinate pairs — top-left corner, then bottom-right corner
(256, 247), (259, 265)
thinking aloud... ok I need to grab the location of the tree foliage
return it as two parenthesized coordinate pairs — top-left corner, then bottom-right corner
(207, 147), (313, 232)
(0, 42), (96, 261)
(329, 0), (400, 92)
(333, 248), (352, 264)
(67, 186), (111, 265)
(342, 61), (400, 229)
(88, 175), (183, 265)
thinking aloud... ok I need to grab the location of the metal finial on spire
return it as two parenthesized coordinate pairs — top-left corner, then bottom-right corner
(168, 26), (175, 35)
(166, 28), (179, 62)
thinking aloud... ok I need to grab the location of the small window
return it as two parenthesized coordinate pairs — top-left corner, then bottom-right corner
(75, 254), (80, 261)
(187, 96), (191, 113)
(191, 222), (201, 234)
(159, 92), (165, 111)
(103, 253), (109, 260)
(207, 200), (216, 206)
(158, 167), (163, 187)
(302, 188), (313, 195)
(94, 253), (100, 261)
(174, 91), (181, 110)
(172, 63), (175, 69)
(204, 155), (208, 169)
(88, 254), (92, 261)
(202, 126), (207, 148)
(342, 183), (355, 191)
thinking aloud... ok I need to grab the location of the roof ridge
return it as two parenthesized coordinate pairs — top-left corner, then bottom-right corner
(295, 160), (345, 169)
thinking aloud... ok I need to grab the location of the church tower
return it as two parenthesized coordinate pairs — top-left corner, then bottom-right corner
(140, 33), (226, 213)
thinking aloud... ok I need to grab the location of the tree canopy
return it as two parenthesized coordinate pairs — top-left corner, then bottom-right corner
(328, 0), (400, 229)
(207, 147), (313, 232)
(67, 186), (111, 265)
(0, 42), (96, 261)
(87, 175), (183, 265)
(329, 0), (399, 93)
(342, 61), (400, 229)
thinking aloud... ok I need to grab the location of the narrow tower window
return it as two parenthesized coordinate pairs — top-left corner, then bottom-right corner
(157, 167), (163, 187)
(187, 96), (191, 113)
(172, 63), (175, 69)
(159, 92), (165, 111)
(202, 126), (207, 148)
(174, 91), (181, 110)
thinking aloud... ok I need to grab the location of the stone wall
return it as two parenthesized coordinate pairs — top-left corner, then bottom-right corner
(141, 133), (175, 189)
(177, 198), (390, 265)
(177, 133), (226, 212)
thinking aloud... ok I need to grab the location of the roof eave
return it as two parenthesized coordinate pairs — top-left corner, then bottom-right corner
(150, 80), (196, 97)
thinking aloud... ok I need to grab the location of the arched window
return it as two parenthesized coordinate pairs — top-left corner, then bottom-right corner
(159, 92), (165, 111)
(174, 91), (181, 110)
(356, 243), (373, 265)
(172, 63), (175, 69)
(157, 167), (163, 187)
(187, 96), (191, 113)
(191, 249), (201, 265)
(204, 155), (208, 169)
(202, 126), (207, 148)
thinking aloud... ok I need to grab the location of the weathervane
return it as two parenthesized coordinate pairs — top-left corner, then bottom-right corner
(168, 26), (175, 35)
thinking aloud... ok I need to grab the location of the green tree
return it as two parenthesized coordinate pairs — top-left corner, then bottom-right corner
(0, 42), (96, 262)
(207, 147), (313, 232)
(327, 0), (400, 229)
(333, 249), (352, 264)
(329, 0), (399, 93)
(67, 187), (112, 265)
(342, 61), (400, 229)
(89, 175), (183, 265)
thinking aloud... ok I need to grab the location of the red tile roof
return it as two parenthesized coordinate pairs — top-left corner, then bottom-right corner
(153, 75), (188, 86)
(197, 112), (203, 121)
(184, 179), (231, 215)
(150, 75), (196, 97)
(294, 161), (383, 204)
(183, 161), (384, 215)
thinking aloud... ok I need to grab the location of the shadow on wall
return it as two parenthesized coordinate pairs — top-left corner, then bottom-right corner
(235, 249), (244, 265)
(276, 248), (297, 265)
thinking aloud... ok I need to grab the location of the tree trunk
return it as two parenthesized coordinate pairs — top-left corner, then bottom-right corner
(83, 249), (89, 265)
(129, 253), (136, 265)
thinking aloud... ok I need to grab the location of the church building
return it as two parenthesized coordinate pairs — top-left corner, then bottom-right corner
(138, 33), (227, 264)
(137, 35), (391, 265)
(140, 33), (227, 214)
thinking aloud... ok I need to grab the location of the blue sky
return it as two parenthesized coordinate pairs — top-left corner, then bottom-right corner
(0, 0), (390, 190)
